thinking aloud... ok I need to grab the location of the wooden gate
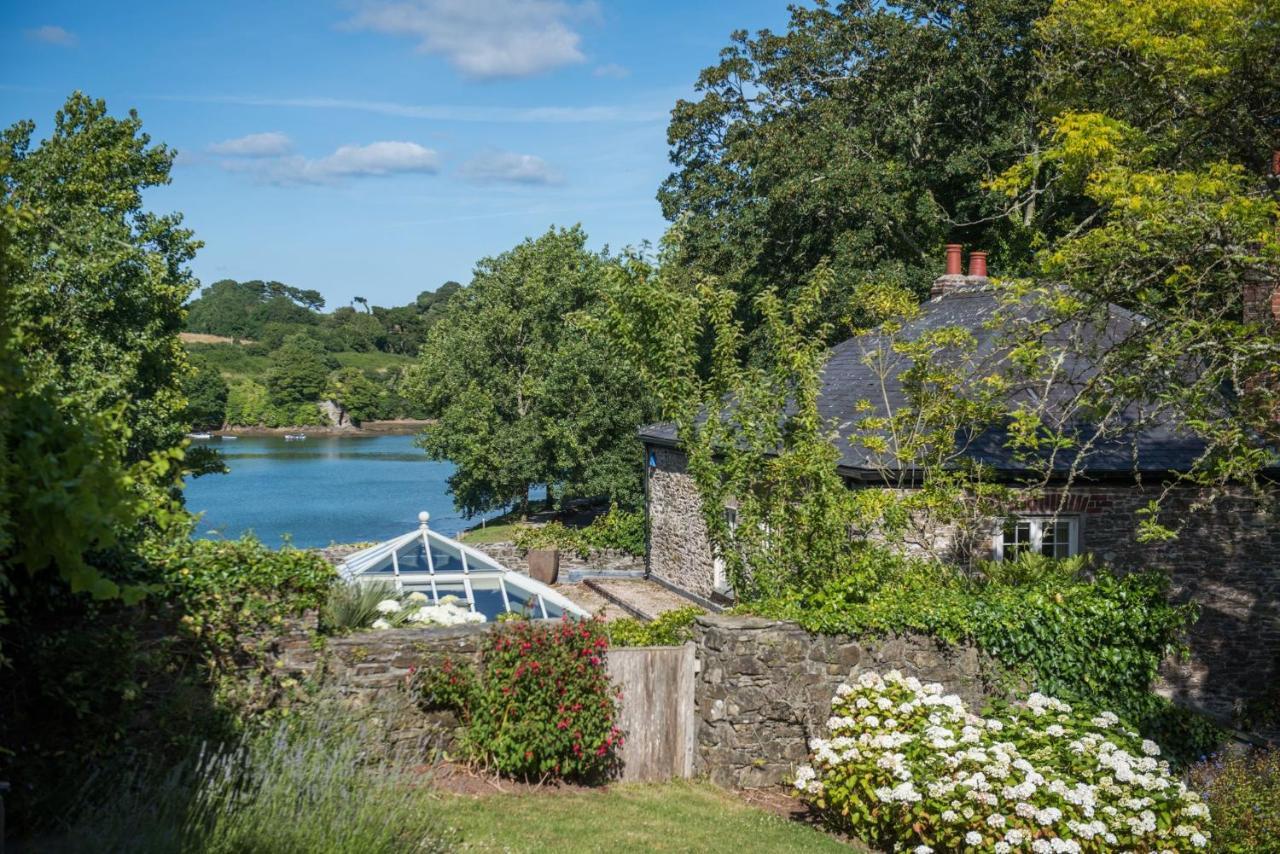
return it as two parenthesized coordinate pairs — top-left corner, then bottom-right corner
(607, 643), (697, 782)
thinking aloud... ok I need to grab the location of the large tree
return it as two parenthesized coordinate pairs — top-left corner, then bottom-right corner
(661, 0), (1049, 335)
(2, 92), (202, 464)
(410, 226), (655, 516)
(265, 333), (337, 407)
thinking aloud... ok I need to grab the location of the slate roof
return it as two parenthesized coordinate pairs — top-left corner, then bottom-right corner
(638, 283), (1247, 480)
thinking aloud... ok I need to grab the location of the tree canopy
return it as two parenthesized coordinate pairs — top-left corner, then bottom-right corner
(409, 226), (656, 516)
(661, 0), (1050, 335)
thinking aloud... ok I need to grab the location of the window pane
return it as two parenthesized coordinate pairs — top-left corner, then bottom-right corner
(1003, 519), (1032, 558)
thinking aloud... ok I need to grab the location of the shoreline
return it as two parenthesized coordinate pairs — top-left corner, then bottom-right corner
(211, 419), (432, 437)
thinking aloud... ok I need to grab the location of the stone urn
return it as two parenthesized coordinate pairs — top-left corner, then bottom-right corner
(526, 548), (560, 585)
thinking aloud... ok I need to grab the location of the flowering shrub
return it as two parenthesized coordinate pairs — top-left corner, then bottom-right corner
(1190, 748), (1280, 852)
(421, 616), (622, 780)
(369, 592), (486, 629)
(795, 670), (1212, 853)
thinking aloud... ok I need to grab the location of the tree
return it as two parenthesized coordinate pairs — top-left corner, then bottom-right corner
(182, 361), (229, 430)
(409, 226), (655, 517)
(185, 279), (322, 340)
(660, 0), (1049, 337)
(988, 0), (1280, 535)
(265, 334), (336, 407)
(2, 91), (201, 464)
(324, 367), (384, 425)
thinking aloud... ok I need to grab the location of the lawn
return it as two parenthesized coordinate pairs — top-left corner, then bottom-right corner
(431, 781), (853, 853)
(458, 519), (525, 544)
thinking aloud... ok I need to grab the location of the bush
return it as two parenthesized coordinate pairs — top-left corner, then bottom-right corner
(796, 669), (1213, 853)
(43, 711), (452, 853)
(321, 583), (486, 634)
(1190, 749), (1280, 853)
(420, 617), (622, 781)
(513, 505), (645, 557)
(751, 551), (1223, 763)
(607, 606), (702, 647)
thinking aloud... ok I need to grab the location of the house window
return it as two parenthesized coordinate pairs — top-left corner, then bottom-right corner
(994, 516), (1079, 560)
(712, 507), (738, 594)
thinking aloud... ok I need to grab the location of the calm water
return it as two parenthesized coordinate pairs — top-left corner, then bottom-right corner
(184, 434), (478, 548)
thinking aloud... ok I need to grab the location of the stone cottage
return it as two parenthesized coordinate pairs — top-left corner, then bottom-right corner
(639, 247), (1280, 728)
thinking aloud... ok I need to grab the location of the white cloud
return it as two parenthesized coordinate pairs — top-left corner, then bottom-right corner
(460, 151), (562, 184)
(208, 132), (294, 157)
(26, 25), (77, 47)
(593, 63), (629, 79)
(219, 141), (441, 186)
(343, 0), (598, 79)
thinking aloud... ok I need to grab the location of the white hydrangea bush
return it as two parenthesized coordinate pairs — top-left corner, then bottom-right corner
(370, 593), (486, 629)
(794, 670), (1211, 853)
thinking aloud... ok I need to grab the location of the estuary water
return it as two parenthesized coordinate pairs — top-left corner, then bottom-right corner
(184, 433), (474, 548)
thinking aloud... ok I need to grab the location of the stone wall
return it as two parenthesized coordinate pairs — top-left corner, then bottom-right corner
(645, 445), (719, 600)
(644, 444), (1280, 729)
(692, 615), (997, 788)
(476, 540), (643, 576)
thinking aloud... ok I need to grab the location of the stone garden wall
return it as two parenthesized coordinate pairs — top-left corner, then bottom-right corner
(691, 614), (999, 788)
(477, 540), (644, 576)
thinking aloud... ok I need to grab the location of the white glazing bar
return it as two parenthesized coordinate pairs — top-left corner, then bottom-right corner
(459, 549), (475, 611)
(536, 592), (547, 619)
(497, 575), (511, 612)
(390, 548), (402, 593)
(422, 531), (439, 603)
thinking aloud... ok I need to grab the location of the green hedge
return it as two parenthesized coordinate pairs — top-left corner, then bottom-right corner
(749, 551), (1224, 764)
(513, 505), (645, 558)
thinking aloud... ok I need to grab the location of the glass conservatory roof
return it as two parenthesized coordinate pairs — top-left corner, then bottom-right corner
(338, 512), (589, 621)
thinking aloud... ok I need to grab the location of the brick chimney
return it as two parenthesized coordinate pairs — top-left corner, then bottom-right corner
(930, 244), (966, 298)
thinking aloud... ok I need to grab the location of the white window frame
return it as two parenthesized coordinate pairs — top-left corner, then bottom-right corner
(712, 506), (738, 594)
(992, 515), (1081, 561)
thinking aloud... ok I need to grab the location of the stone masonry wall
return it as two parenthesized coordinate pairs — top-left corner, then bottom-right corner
(645, 445), (718, 600)
(693, 615), (997, 788)
(645, 445), (1279, 729)
(477, 541), (643, 576)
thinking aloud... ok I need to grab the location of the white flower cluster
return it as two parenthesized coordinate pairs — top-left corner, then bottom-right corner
(370, 593), (486, 630)
(793, 670), (1211, 852)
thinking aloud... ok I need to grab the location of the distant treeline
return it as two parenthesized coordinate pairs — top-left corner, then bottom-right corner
(181, 279), (463, 429)
(185, 278), (462, 354)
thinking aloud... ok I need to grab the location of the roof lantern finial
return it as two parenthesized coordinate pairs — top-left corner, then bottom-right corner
(418, 510), (430, 529)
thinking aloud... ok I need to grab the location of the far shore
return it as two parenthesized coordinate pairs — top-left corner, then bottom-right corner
(210, 419), (433, 437)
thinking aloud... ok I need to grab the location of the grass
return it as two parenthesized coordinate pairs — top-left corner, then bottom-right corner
(431, 781), (852, 853)
(185, 341), (413, 382)
(459, 519), (526, 544)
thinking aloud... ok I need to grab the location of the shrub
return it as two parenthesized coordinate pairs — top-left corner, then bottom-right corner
(321, 584), (485, 633)
(1190, 749), (1280, 853)
(796, 669), (1213, 853)
(751, 552), (1223, 763)
(607, 606), (702, 647)
(513, 505), (645, 557)
(43, 710), (452, 853)
(421, 617), (622, 781)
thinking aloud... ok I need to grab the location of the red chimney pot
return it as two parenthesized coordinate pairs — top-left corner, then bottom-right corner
(945, 244), (963, 276)
(968, 251), (988, 278)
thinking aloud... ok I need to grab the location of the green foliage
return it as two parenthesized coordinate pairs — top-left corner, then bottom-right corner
(512, 506), (647, 558)
(1191, 748), (1280, 853)
(266, 333), (337, 407)
(183, 360), (229, 430)
(324, 366), (384, 425)
(751, 552), (1223, 762)
(2, 91), (201, 465)
(320, 580), (399, 634)
(661, 0), (1049, 334)
(185, 279), (322, 340)
(43, 711), (451, 854)
(796, 669), (1213, 852)
(420, 618), (622, 780)
(607, 606), (702, 648)
(409, 225), (656, 516)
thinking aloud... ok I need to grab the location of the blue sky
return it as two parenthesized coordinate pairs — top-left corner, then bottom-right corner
(1, 1), (793, 307)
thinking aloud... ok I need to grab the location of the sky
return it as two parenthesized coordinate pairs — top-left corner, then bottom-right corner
(1, 1), (795, 308)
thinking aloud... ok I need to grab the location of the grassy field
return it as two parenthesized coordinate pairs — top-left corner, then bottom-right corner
(432, 781), (851, 853)
(185, 341), (414, 381)
(458, 519), (525, 544)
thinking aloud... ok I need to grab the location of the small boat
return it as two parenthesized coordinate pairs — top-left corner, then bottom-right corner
(187, 432), (213, 440)
(284, 433), (307, 441)
(220, 435), (238, 440)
